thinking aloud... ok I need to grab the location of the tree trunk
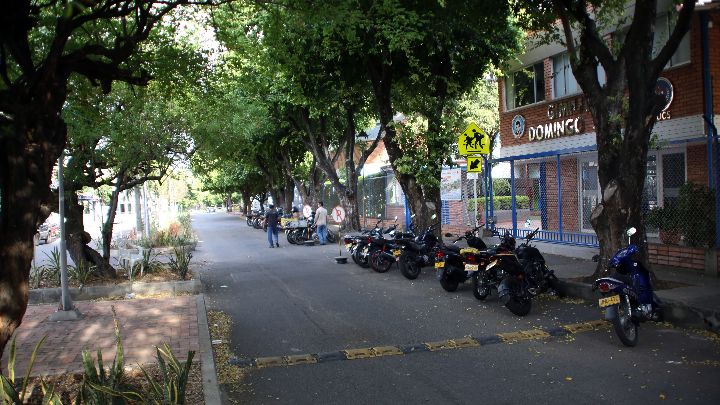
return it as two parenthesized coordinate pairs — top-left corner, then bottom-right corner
(241, 190), (251, 215)
(0, 114), (65, 361)
(102, 171), (126, 263)
(283, 175), (294, 211)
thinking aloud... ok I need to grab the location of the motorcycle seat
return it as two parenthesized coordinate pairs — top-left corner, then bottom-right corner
(445, 245), (461, 253)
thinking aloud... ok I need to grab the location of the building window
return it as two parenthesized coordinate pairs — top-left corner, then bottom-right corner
(386, 177), (403, 205)
(552, 53), (578, 98)
(120, 204), (125, 213)
(653, 13), (690, 68)
(506, 62), (545, 110)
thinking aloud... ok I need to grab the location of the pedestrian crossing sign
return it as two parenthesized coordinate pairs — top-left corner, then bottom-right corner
(458, 122), (489, 155)
(467, 156), (483, 173)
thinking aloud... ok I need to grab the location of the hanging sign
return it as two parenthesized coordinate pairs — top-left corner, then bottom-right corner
(457, 122), (490, 155)
(303, 205), (312, 219)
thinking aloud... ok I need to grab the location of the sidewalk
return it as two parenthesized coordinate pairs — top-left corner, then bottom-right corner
(544, 251), (720, 332)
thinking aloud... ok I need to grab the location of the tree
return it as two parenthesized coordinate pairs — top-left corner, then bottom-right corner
(521, 0), (696, 276)
(0, 0), (217, 359)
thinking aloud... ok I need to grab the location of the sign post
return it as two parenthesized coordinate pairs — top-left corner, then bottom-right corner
(332, 206), (347, 263)
(457, 122), (490, 231)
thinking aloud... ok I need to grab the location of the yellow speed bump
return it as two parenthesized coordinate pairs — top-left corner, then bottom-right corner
(498, 329), (550, 343)
(450, 337), (480, 348)
(563, 320), (607, 334)
(371, 346), (403, 357)
(255, 356), (286, 368)
(284, 354), (317, 366)
(424, 340), (457, 351)
(343, 348), (376, 360)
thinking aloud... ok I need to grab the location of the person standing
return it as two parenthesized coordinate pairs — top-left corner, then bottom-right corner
(266, 204), (280, 248)
(314, 201), (328, 245)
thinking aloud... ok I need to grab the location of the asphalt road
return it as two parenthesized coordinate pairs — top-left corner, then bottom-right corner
(193, 212), (720, 404)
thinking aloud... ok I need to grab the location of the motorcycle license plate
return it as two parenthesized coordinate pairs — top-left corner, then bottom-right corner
(464, 264), (479, 272)
(599, 295), (621, 308)
(392, 249), (402, 257)
(435, 261), (445, 268)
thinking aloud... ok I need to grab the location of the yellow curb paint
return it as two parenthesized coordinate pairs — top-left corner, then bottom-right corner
(371, 346), (403, 357)
(424, 340), (457, 351)
(255, 356), (286, 368)
(563, 321), (596, 333)
(343, 348), (376, 359)
(284, 354), (317, 366)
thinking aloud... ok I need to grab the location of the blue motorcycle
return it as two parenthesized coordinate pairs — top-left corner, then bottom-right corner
(592, 227), (661, 346)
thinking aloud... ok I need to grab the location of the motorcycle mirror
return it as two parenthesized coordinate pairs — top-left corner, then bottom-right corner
(431, 214), (437, 220)
(626, 227), (637, 237)
(377, 214), (382, 219)
(592, 254), (600, 263)
(411, 214), (416, 219)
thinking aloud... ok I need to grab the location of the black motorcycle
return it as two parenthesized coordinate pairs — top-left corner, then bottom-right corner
(434, 226), (487, 292)
(482, 228), (561, 316)
(353, 217), (398, 268)
(343, 217), (384, 265)
(397, 221), (440, 280)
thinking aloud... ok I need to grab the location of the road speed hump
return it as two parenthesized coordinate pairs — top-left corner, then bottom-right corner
(467, 156), (483, 173)
(458, 122), (490, 155)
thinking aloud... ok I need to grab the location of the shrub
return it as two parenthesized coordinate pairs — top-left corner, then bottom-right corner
(468, 196), (530, 211)
(676, 182), (716, 248)
(140, 344), (195, 405)
(492, 178), (511, 196)
(1, 336), (62, 404)
(169, 247), (192, 280)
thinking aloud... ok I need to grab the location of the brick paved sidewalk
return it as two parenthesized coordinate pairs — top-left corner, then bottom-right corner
(2, 296), (199, 376)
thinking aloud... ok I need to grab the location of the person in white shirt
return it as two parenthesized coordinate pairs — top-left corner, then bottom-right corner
(314, 201), (328, 245)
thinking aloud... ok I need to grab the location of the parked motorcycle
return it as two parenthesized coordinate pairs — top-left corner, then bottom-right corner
(355, 217), (398, 268)
(592, 227), (662, 347)
(397, 218), (441, 280)
(434, 226), (487, 292)
(343, 216), (384, 263)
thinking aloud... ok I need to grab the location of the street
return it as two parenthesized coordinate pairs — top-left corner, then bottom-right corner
(193, 212), (720, 404)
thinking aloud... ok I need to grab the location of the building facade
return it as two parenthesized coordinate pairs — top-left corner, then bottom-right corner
(493, 3), (720, 268)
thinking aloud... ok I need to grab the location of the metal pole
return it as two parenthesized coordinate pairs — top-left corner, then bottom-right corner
(474, 176), (478, 227)
(511, 159), (517, 236)
(57, 152), (72, 311)
(557, 154), (563, 240)
(143, 182), (151, 239)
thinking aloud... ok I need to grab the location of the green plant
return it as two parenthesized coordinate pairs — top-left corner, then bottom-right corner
(676, 182), (716, 248)
(644, 205), (680, 233)
(492, 178), (511, 196)
(69, 260), (94, 286)
(140, 247), (163, 274)
(168, 247), (192, 280)
(1, 336), (48, 403)
(468, 196), (530, 211)
(140, 344), (196, 405)
(43, 247), (63, 286)
(78, 308), (143, 404)
(29, 262), (47, 289)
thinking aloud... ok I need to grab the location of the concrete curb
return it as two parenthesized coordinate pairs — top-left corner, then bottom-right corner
(556, 279), (720, 332)
(196, 294), (222, 405)
(28, 279), (202, 304)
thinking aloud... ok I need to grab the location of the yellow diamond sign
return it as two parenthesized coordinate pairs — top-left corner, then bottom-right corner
(458, 122), (490, 155)
(467, 156), (483, 173)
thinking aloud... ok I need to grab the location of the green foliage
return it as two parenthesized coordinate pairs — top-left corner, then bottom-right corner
(492, 179), (512, 197)
(644, 205), (680, 232)
(676, 183), (716, 248)
(469, 196), (530, 211)
(78, 310), (143, 404)
(140, 344), (196, 405)
(1, 336), (47, 403)
(168, 247), (193, 280)
(68, 260), (95, 286)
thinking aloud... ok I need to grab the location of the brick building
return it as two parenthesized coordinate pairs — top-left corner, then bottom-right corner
(493, 1), (720, 268)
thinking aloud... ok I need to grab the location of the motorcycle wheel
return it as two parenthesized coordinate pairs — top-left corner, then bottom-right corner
(370, 250), (393, 273)
(399, 252), (421, 280)
(439, 271), (459, 292)
(350, 246), (360, 264)
(286, 230), (297, 245)
(327, 231), (337, 243)
(253, 219), (262, 229)
(472, 273), (490, 301)
(246, 217), (253, 226)
(612, 299), (639, 347)
(356, 246), (371, 268)
(548, 274), (565, 298)
(505, 297), (532, 316)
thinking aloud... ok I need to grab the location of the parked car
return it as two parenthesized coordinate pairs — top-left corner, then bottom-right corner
(206, 207), (216, 213)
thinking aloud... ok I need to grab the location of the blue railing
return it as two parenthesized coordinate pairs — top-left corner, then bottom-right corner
(495, 227), (599, 247)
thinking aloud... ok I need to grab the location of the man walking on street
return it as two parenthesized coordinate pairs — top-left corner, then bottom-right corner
(315, 201), (328, 245)
(266, 204), (280, 248)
